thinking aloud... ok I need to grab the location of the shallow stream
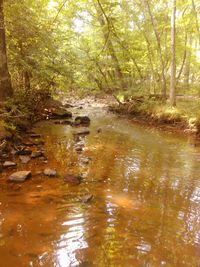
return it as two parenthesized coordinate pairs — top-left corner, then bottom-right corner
(0, 105), (200, 267)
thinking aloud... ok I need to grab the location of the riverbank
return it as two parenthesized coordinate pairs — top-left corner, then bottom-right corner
(1, 94), (200, 175)
(109, 97), (200, 140)
(0, 92), (74, 173)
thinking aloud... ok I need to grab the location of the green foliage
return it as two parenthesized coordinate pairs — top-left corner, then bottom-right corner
(2, 0), (200, 96)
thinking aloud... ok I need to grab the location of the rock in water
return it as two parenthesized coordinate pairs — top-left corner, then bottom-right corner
(31, 151), (43, 158)
(74, 116), (90, 126)
(64, 174), (82, 185)
(43, 168), (57, 177)
(19, 156), (31, 164)
(80, 194), (93, 203)
(9, 171), (31, 182)
(3, 161), (16, 168)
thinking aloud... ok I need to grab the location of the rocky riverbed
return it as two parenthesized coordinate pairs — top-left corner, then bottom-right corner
(0, 99), (200, 267)
(0, 99), (96, 186)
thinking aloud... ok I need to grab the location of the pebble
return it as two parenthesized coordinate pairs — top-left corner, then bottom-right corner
(43, 168), (57, 177)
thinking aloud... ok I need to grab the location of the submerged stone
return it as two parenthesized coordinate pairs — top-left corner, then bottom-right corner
(64, 174), (82, 185)
(9, 171), (31, 182)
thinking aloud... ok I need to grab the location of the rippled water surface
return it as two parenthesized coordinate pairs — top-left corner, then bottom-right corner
(0, 106), (200, 267)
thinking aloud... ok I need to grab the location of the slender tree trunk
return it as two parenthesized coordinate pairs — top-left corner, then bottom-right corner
(134, 16), (156, 93)
(0, 0), (13, 100)
(191, 0), (200, 45)
(183, 35), (192, 88)
(95, 0), (126, 89)
(176, 32), (187, 83)
(95, 62), (109, 88)
(170, 0), (176, 106)
(145, 0), (167, 99)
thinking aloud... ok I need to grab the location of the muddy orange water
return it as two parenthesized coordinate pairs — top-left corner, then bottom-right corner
(0, 106), (200, 267)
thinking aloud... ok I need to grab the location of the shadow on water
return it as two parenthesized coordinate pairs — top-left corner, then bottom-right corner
(0, 106), (200, 267)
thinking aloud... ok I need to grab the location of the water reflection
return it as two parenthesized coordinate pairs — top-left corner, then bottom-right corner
(56, 213), (87, 267)
(0, 107), (200, 266)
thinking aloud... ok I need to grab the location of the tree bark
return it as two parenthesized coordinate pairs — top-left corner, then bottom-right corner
(183, 35), (192, 88)
(170, 0), (176, 106)
(0, 0), (13, 100)
(145, 0), (167, 99)
(176, 32), (187, 82)
(95, 0), (126, 89)
(191, 0), (200, 45)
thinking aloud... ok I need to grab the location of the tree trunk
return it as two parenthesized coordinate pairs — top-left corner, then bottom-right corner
(0, 0), (13, 100)
(170, 0), (176, 106)
(176, 31), (187, 83)
(183, 35), (192, 89)
(145, 0), (167, 99)
(191, 0), (200, 45)
(95, 0), (126, 89)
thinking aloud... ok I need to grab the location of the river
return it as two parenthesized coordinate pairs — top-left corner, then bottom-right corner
(0, 104), (200, 267)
